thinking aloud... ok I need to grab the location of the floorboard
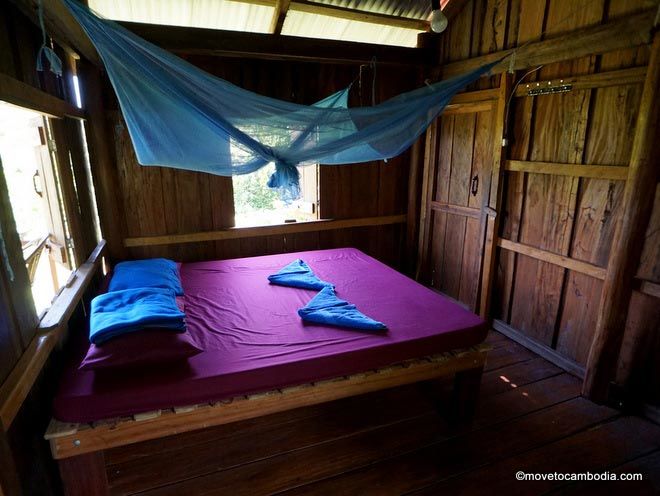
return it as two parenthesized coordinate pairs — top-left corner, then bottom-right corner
(105, 331), (660, 495)
(409, 417), (660, 495)
(479, 357), (563, 396)
(545, 450), (660, 495)
(280, 398), (618, 496)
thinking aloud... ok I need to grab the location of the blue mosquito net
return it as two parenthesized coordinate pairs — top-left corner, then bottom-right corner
(62, 0), (497, 199)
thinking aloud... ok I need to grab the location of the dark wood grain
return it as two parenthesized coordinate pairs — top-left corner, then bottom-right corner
(108, 386), (439, 494)
(283, 398), (617, 496)
(135, 372), (583, 496)
(411, 416), (660, 495)
(59, 453), (109, 496)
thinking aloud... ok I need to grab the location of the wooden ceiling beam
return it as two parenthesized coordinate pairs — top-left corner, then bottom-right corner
(441, 0), (470, 22)
(442, 9), (657, 78)
(120, 21), (431, 66)
(11, 0), (100, 65)
(288, 1), (429, 31)
(13, 0), (430, 66)
(269, 0), (291, 35)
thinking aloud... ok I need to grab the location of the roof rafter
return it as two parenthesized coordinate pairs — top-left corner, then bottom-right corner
(269, 0), (291, 34)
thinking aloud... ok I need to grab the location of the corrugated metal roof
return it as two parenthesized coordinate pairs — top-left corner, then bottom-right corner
(281, 11), (421, 46)
(88, 0), (275, 33)
(88, 0), (430, 46)
(309, 0), (430, 19)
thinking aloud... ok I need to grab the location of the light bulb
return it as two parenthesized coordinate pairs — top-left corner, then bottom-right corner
(430, 9), (448, 33)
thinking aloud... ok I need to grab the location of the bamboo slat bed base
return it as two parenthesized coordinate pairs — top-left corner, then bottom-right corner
(46, 344), (489, 459)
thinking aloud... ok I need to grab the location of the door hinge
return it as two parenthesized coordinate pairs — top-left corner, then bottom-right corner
(47, 139), (57, 153)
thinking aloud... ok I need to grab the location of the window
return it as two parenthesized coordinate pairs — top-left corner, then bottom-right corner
(0, 102), (73, 315)
(232, 162), (319, 227)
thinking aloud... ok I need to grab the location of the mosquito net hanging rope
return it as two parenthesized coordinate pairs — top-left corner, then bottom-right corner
(62, 0), (498, 198)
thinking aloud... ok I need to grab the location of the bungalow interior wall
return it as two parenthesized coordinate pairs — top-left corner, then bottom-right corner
(0, 3), (101, 495)
(1, 0), (659, 494)
(103, 55), (420, 268)
(422, 0), (659, 408)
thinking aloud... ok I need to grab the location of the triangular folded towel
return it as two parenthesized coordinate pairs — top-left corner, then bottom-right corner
(268, 259), (334, 291)
(90, 287), (186, 345)
(298, 286), (387, 331)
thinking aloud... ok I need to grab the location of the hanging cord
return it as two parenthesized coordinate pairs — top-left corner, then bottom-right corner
(36, 0), (63, 76)
(0, 224), (14, 282)
(502, 65), (543, 144)
(485, 0), (616, 144)
(370, 56), (377, 106)
(357, 56), (378, 106)
(358, 63), (364, 106)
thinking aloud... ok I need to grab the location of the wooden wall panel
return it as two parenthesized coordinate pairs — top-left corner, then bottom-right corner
(554, 0), (650, 365)
(509, 0), (603, 349)
(103, 55), (415, 267)
(436, 0), (654, 373)
(0, 4), (95, 494)
(492, 0), (546, 323)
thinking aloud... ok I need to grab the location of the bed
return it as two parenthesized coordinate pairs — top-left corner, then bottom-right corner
(46, 248), (489, 494)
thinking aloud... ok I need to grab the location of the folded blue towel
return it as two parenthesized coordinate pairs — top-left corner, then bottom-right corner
(268, 259), (334, 291)
(90, 287), (185, 345)
(109, 258), (183, 296)
(298, 286), (387, 331)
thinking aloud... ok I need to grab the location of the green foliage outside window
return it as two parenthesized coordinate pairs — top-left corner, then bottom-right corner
(233, 163), (279, 215)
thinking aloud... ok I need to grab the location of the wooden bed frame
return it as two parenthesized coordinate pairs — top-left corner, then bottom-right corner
(46, 345), (489, 495)
(26, 240), (489, 494)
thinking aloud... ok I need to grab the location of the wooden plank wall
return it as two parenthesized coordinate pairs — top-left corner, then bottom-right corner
(0, 4), (105, 495)
(107, 56), (415, 268)
(432, 0), (654, 374)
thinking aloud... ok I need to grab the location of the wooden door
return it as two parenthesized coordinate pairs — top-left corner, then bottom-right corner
(418, 85), (505, 313)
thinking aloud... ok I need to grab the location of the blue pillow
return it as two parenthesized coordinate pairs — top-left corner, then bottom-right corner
(89, 287), (186, 345)
(108, 258), (183, 296)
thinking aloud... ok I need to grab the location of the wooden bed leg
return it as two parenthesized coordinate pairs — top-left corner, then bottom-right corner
(58, 452), (109, 496)
(450, 365), (484, 424)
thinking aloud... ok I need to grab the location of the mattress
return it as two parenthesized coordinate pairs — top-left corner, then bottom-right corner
(53, 248), (488, 422)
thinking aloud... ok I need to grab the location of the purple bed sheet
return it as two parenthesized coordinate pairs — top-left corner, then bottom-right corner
(53, 248), (488, 422)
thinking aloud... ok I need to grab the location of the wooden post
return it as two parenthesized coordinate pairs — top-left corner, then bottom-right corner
(64, 117), (100, 256)
(49, 119), (87, 268)
(416, 118), (440, 282)
(583, 33), (660, 402)
(405, 136), (424, 275)
(76, 61), (128, 262)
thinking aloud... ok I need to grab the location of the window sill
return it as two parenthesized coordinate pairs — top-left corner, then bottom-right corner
(123, 214), (407, 248)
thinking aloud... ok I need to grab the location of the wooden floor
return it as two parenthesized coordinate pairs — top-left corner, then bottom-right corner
(105, 331), (660, 495)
